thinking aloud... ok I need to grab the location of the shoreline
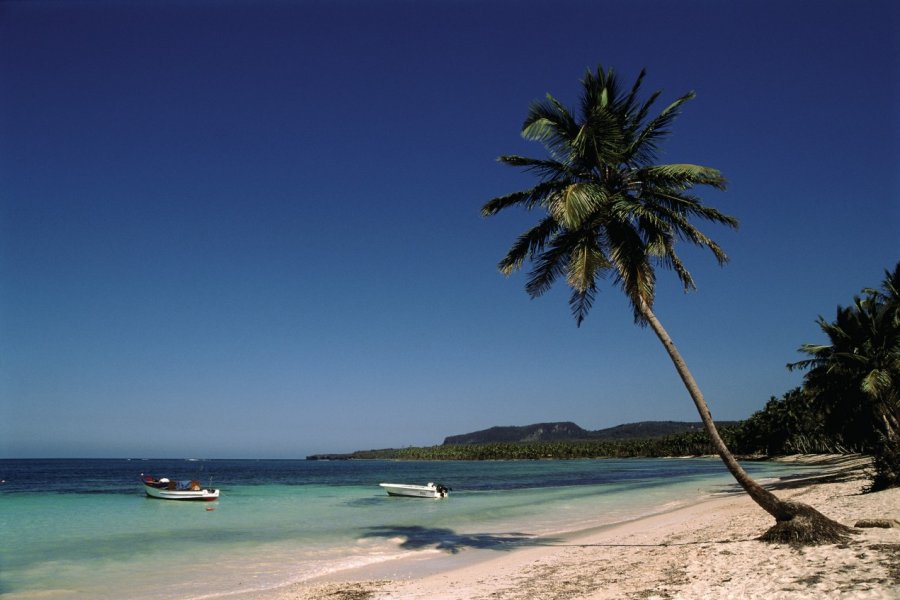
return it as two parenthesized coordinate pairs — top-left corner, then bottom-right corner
(235, 455), (899, 599)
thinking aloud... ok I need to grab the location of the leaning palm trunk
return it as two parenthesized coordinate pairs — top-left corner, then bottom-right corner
(639, 298), (854, 544)
(484, 65), (856, 545)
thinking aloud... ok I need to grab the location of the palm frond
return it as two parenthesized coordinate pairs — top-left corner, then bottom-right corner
(497, 216), (559, 276)
(787, 358), (820, 372)
(664, 246), (695, 291)
(862, 369), (893, 398)
(641, 164), (727, 191)
(569, 241), (608, 328)
(522, 93), (578, 161)
(549, 183), (607, 229)
(641, 201), (732, 266)
(546, 94), (578, 132)
(579, 67), (605, 118)
(498, 155), (573, 181)
(630, 90), (662, 136)
(605, 218), (656, 321)
(481, 180), (563, 216)
(636, 217), (695, 292)
(574, 110), (627, 166)
(628, 91), (696, 164)
(566, 238), (608, 293)
(570, 286), (598, 327)
(524, 238), (571, 299)
(622, 68), (647, 117)
(571, 67), (632, 166)
(644, 187), (739, 229)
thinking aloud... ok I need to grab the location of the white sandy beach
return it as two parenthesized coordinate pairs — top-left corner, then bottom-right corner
(247, 456), (898, 600)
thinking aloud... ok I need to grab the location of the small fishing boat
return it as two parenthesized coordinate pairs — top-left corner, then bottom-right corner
(141, 474), (219, 501)
(379, 482), (450, 498)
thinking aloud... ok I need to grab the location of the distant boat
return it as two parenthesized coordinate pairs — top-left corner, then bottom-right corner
(141, 474), (219, 501)
(379, 482), (450, 498)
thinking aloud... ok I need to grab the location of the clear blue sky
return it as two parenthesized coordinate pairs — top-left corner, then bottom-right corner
(1, 0), (897, 458)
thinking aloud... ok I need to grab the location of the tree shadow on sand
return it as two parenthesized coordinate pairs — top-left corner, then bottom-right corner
(711, 463), (865, 497)
(361, 525), (561, 554)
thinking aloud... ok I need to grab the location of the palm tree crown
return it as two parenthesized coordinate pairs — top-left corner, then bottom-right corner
(482, 66), (738, 325)
(791, 264), (899, 403)
(788, 263), (900, 466)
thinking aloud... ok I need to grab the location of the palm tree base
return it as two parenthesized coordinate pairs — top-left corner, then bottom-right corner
(869, 437), (900, 492)
(759, 501), (856, 546)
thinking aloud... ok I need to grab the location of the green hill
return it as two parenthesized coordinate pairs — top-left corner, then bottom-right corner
(442, 420), (738, 445)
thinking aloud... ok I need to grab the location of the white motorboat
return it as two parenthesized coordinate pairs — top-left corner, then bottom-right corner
(141, 474), (219, 501)
(379, 482), (450, 498)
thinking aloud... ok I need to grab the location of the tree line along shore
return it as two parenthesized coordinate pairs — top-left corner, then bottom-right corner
(312, 262), (899, 494)
(307, 422), (836, 462)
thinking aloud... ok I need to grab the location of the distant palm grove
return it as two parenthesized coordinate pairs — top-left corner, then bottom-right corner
(352, 264), (899, 491)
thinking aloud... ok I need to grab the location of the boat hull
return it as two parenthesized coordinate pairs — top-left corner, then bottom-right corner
(143, 483), (219, 501)
(141, 475), (220, 501)
(379, 483), (449, 498)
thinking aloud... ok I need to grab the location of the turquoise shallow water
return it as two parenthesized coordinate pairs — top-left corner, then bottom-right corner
(0, 458), (813, 599)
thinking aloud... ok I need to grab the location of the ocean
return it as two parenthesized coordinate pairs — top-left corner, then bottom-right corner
(0, 457), (814, 599)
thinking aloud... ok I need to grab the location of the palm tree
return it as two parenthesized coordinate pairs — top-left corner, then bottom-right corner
(482, 65), (852, 544)
(789, 263), (900, 490)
